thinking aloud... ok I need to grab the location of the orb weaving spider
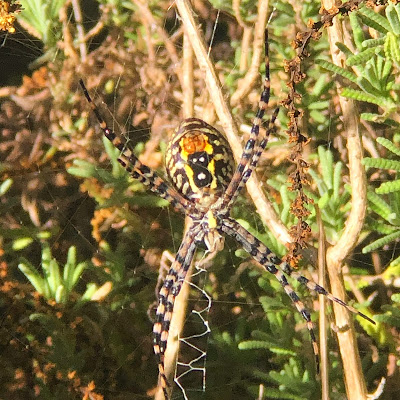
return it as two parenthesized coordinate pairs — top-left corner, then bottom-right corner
(79, 30), (374, 399)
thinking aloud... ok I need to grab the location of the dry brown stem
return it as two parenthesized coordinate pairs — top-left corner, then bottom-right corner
(316, 206), (329, 400)
(233, 0), (253, 71)
(175, 0), (291, 245)
(182, 33), (194, 119)
(155, 32), (196, 400)
(154, 253), (194, 400)
(322, 1), (368, 399)
(230, 0), (270, 106)
(133, 0), (183, 88)
(60, 1), (79, 63)
(71, 0), (87, 61)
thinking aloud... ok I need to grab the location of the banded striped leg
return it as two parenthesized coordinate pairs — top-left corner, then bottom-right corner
(153, 228), (198, 399)
(221, 217), (375, 372)
(79, 79), (196, 217)
(222, 29), (272, 209)
(222, 107), (279, 212)
(280, 263), (375, 324)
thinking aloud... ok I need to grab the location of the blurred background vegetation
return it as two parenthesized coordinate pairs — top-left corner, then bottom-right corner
(0, 0), (399, 399)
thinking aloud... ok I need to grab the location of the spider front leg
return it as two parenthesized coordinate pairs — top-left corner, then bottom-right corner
(225, 106), (280, 209)
(221, 29), (275, 211)
(221, 217), (375, 373)
(153, 228), (198, 399)
(79, 79), (195, 217)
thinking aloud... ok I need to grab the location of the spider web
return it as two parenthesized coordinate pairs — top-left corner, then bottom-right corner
(1, 2), (391, 400)
(174, 274), (212, 400)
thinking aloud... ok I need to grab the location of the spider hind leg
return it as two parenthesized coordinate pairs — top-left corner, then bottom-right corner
(221, 217), (374, 374)
(153, 230), (198, 399)
(283, 266), (375, 325)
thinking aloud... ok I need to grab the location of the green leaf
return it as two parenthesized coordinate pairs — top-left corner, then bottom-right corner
(239, 340), (295, 355)
(360, 113), (397, 125)
(363, 63), (380, 92)
(386, 3), (400, 35)
(67, 159), (98, 178)
(55, 285), (66, 303)
(357, 77), (382, 98)
(315, 59), (358, 83)
(384, 32), (400, 63)
(18, 261), (46, 295)
(362, 37), (386, 49)
(389, 255), (400, 267)
(336, 42), (354, 58)
(347, 47), (377, 67)
(381, 58), (393, 82)
(318, 191), (331, 209)
(0, 178), (13, 195)
(358, 5), (391, 33)
(376, 179), (400, 194)
(318, 146), (333, 189)
(341, 88), (394, 109)
(366, 218), (398, 234)
(18, 0), (66, 46)
(63, 246), (76, 290)
(262, 388), (308, 400)
(382, 262), (400, 280)
(349, 12), (364, 50)
(377, 137), (400, 157)
(71, 262), (87, 288)
(81, 283), (99, 301)
(367, 191), (397, 223)
(363, 157), (400, 171)
(12, 237), (34, 250)
(333, 162), (342, 200)
(47, 259), (61, 296)
(362, 229), (400, 253)
(391, 293), (400, 303)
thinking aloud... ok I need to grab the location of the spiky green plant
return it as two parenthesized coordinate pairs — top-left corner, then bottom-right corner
(363, 138), (400, 266)
(316, 3), (400, 125)
(18, 245), (105, 303)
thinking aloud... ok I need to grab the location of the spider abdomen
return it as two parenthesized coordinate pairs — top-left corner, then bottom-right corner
(165, 118), (235, 206)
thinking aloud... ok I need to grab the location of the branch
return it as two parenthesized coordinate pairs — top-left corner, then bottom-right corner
(230, 0), (270, 106)
(175, 0), (291, 245)
(322, 1), (368, 399)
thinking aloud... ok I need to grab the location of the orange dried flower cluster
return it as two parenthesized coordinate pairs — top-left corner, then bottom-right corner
(0, 0), (22, 34)
(280, 0), (380, 264)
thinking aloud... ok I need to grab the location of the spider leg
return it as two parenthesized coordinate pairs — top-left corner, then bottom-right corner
(222, 29), (276, 209)
(79, 79), (196, 217)
(153, 228), (198, 399)
(221, 217), (375, 372)
(280, 264), (375, 324)
(225, 107), (279, 209)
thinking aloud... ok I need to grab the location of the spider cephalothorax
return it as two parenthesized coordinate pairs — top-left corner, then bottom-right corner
(80, 29), (374, 400)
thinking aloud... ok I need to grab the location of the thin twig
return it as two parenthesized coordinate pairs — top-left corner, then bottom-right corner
(316, 205), (329, 400)
(82, 4), (108, 42)
(83, 20), (105, 42)
(133, 0), (184, 89)
(155, 249), (194, 400)
(71, 0), (87, 61)
(232, 0), (252, 72)
(175, 0), (291, 245)
(257, 383), (265, 400)
(182, 32), (194, 118)
(59, 1), (79, 63)
(230, 0), (270, 106)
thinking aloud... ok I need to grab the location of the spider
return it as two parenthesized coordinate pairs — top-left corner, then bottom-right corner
(79, 30), (374, 400)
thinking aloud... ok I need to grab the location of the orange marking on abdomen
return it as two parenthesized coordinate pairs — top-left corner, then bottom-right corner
(181, 132), (207, 154)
